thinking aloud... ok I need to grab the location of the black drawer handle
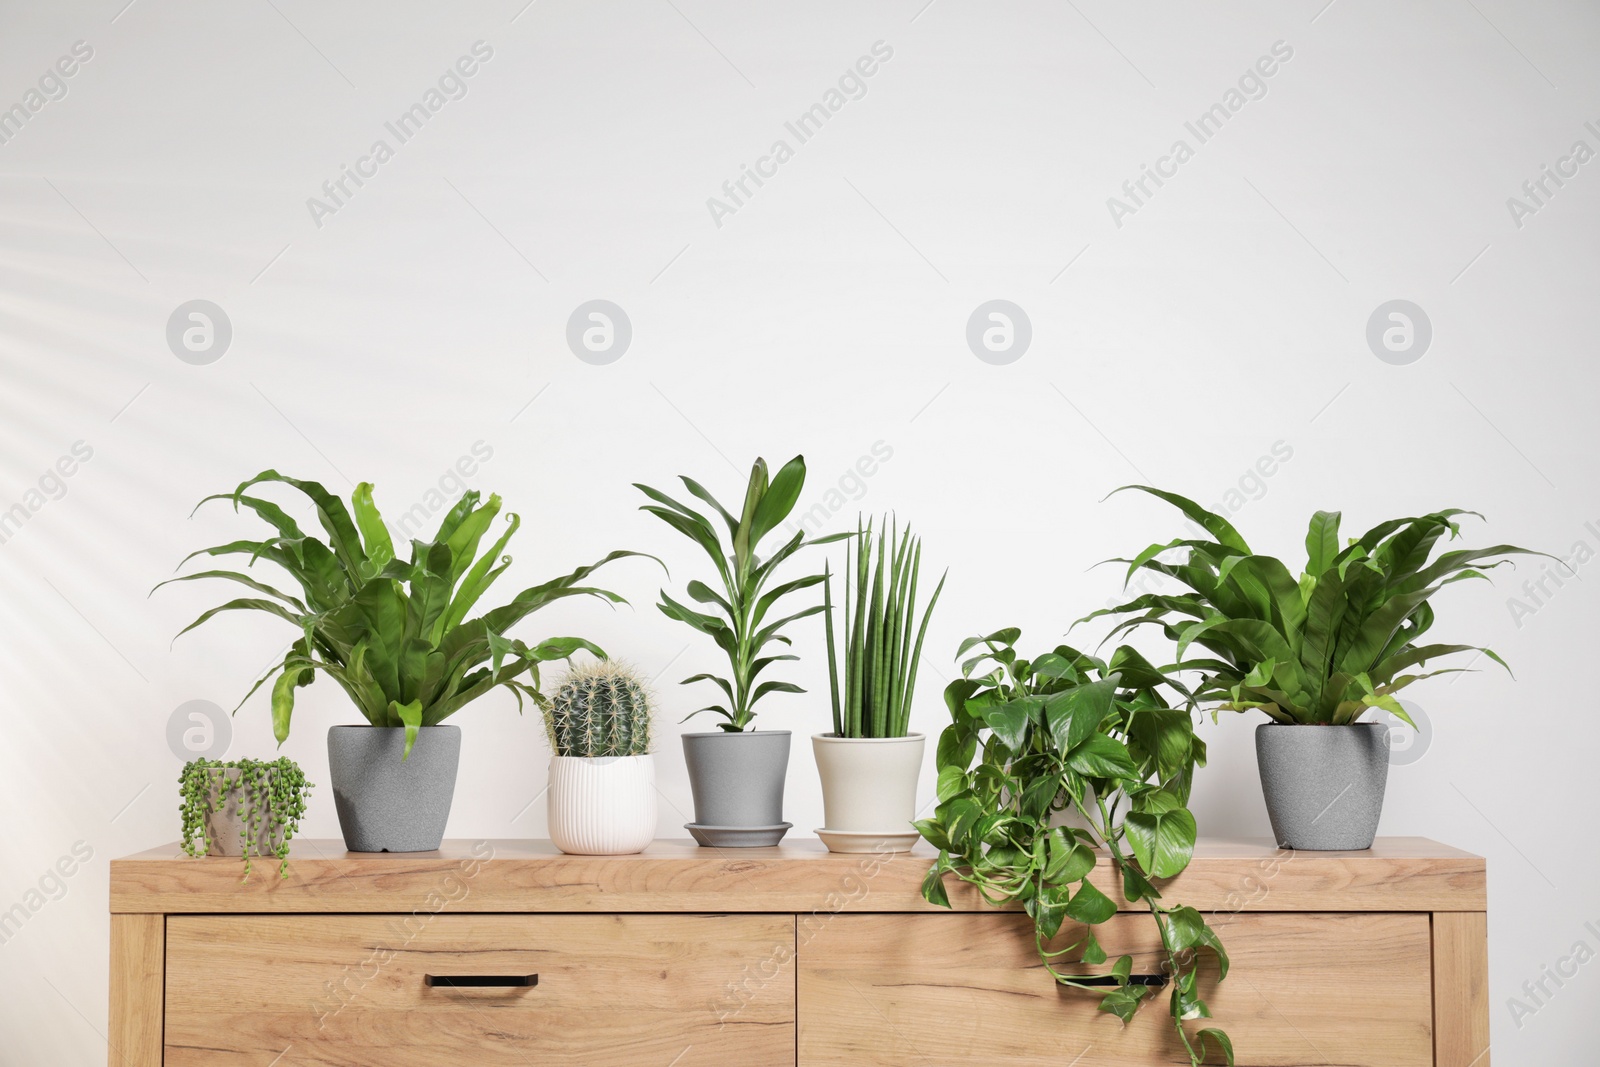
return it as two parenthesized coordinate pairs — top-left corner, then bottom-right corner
(1070, 973), (1169, 988)
(424, 974), (539, 988)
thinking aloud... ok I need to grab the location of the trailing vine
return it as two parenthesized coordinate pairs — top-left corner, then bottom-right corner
(179, 758), (311, 880)
(916, 630), (1232, 1065)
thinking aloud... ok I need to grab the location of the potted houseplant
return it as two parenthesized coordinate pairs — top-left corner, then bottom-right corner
(544, 661), (656, 855)
(814, 514), (945, 853)
(1090, 486), (1545, 850)
(160, 471), (650, 853)
(917, 629), (1231, 1065)
(636, 455), (846, 847)
(178, 757), (311, 880)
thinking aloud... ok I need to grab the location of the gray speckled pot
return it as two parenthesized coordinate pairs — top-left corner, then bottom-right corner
(682, 730), (790, 845)
(200, 768), (286, 857)
(1256, 722), (1388, 851)
(328, 725), (460, 853)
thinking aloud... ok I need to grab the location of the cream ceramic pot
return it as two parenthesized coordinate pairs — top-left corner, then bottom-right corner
(812, 733), (925, 836)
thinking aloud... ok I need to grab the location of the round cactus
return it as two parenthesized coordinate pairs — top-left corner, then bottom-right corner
(545, 661), (652, 758)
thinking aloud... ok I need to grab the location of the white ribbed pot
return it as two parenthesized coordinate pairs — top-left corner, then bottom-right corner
(547, 755), (656, 856)
(813, 733), (925, 843)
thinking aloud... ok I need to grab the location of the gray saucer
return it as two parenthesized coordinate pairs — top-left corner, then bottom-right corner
(685, 822), (792, 847)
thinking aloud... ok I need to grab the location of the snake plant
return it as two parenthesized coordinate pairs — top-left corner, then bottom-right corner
(821, 514), (946, 738)
(160, 471), (652, 758)
(1085, 486), (1548, 726)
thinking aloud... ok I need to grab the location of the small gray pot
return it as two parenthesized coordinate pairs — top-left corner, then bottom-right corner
(1256, 722), (1389, 850)
(327, 725), (461, 853)
(200, 768), (286, 857)
(681, 730), (791, 846)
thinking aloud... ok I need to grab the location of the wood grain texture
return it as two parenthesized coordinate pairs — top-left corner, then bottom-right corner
(1434, 911), (1492, 1067)
(164, 913), (796, 1066)
(798, 911), (1435, 1066)
(107, 913), (163, 1067)
(111, 836), (1486, 914)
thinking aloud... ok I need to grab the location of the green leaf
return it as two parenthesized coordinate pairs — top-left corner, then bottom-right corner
(439, 512), (522, 636)
(955, 628), (1020, 658)
(1019, 774), (1060, 820)
(1108, 485), (1250, 555)
(751, 680), (804, 703)
(748, 455), (807, 551)
(640, 504), (731, 584)
(392, 699), (424, 760)
(678, 475), (740, 539)
(1167, 906), (1230, 979)
(1123, 802), (1197, 879)
(1111, 954), (1133, 983)
(1120, 537), (1187, 585)
(733, 457), (769, 572)
(232, 470), (367, 579)
(1045, 833), (1096, 884)
(1128, 708), (1195, 777)
(151, 569), (308, 613)
(983, 699), (1037, 751)
(1197, 1028), (1235, 1066)
(912, 818), (950, 852)
(1171, 967), (1209, 1021)
(191, 491), (305, 541)
(1105, 645), (1168, 691)
(173, 597), (306, 643)
(1298, 570), (1348, 694)
(936, 764), (967, 803)
(1121, 862), (1159, 902)
(1028, 883), (1069, 940)
(1065, 735), (1138, 779)
(1095, 983), (1149, 1023)
(636, 482), (725, 548)
(1043, 678), (1116, 755)
(936, 724), (977, 773)
(1064, 880), (1117, 924)
(686, 579), (735, 616)
(351, 482), (396, 572)
(269, 663), (308, 745)
(920, 859), (952, 909)
(1304, 510), (1341, 578)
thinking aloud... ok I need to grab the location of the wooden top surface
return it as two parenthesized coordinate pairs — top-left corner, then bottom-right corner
(111, 836), (1485, 914)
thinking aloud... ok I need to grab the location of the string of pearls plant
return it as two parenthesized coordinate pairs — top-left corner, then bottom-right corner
(178, 757), (311, 880)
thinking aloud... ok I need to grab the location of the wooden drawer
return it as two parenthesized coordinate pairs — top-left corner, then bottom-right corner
(797, 912), (1434, 1066)
(165, 913), (795, 1066)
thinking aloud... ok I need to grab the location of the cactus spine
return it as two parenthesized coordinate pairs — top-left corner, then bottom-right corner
(546, 661), (652, 757)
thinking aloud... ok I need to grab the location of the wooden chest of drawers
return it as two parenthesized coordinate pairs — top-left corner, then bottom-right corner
(109, 837), (1489, 1065)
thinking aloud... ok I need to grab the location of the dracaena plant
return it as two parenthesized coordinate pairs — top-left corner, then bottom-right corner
(916, 630), (1232, 1066)
(636, 455), (847, 732)
(1084, 486), (1548, 727)
(821, 514), (946, 738)
(160, 472), (649, 758)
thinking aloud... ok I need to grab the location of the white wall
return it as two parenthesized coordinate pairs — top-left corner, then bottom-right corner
(1, 1), (1596, 1061)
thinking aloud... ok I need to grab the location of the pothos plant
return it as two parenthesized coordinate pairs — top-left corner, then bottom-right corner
(915, 629), (1233, 1066)
(179, 757), (311, 881)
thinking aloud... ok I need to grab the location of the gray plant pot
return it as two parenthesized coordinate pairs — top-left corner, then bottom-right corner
(1256, 722), (1389, 851)
(200, 768), (287, 857)
(327, 725), (461, 853)
(681, 730), (791, 847)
